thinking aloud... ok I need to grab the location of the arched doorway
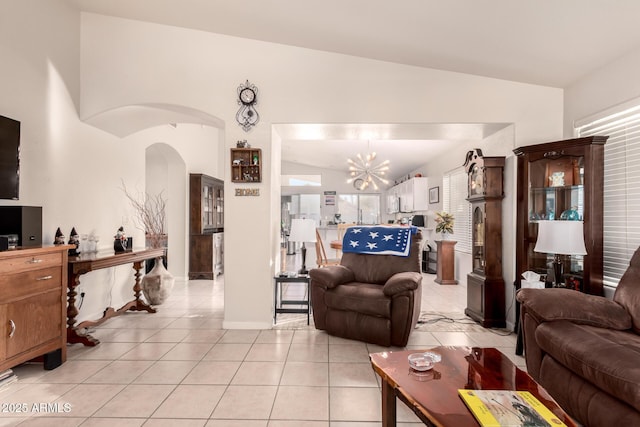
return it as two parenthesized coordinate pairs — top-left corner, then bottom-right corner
(146, 143), (187, 279)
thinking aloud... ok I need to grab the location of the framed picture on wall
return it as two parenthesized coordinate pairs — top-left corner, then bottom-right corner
(429, 187), (439, 204)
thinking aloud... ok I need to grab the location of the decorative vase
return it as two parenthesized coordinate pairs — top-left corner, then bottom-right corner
(142, 257), (174, 305)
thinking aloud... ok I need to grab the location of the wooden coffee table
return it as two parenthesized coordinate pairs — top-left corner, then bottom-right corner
(370, 346), (577, 427)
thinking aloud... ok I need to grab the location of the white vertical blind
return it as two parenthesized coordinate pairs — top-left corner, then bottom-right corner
(443, 167), (472, 253)
(577, 107), (640, 287)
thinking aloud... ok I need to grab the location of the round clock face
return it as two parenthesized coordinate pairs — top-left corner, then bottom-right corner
(353, 178), (365, 190)
(240, 88), (256, 105)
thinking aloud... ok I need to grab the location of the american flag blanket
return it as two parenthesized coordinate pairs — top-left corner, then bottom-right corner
(341, 226), (417, 257)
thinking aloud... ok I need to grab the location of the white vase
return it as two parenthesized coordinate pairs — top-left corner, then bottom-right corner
(142, 257), (174, 305)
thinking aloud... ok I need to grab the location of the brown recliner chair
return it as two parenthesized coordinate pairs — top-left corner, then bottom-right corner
(309, 229), (422, 347)
(517, 246), (640, 427)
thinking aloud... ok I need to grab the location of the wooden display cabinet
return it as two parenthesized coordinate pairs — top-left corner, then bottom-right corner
(231, 148), (262, 183)
(464, 149), (506, 328)
(189, 174), (224, 279)
(514, 136), (607, 296)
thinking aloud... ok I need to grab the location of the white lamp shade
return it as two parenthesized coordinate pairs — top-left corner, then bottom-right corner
(534, 220), (587, 256)
(288, 218), (317, 243)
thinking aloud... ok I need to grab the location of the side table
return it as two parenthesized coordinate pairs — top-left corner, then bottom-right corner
(274, 274), (311, 325)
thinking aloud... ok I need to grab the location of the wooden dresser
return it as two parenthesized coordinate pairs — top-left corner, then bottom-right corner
(0, 245), (70, 371)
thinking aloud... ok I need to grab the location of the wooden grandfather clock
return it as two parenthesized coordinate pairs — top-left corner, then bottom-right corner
(463, 149), (505, 328)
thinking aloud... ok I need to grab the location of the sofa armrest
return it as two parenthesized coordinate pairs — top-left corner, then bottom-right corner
(517, 288), (632, 330)
(309, 266), (355, 289)
(383, 272), (422, 296)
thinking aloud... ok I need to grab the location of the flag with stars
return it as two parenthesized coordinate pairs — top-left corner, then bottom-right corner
(341, 226), (416, 257)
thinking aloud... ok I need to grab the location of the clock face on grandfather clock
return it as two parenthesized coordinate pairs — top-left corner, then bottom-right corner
(236, 80), (260, 132)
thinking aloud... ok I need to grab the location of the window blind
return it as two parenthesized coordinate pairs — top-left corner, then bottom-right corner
(577, 107), (640, 287)
(443, 167), (472, 253)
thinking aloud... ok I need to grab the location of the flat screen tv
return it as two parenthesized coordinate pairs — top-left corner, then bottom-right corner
(0, 115), (20, 200)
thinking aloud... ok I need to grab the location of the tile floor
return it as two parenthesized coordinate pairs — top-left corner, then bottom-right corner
(0, 257), (524, 426)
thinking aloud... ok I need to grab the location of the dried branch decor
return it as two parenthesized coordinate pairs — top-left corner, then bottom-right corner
(121, 181), (167, 249)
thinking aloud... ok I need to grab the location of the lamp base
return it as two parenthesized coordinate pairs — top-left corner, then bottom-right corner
(298, 244), (309, 276)
(552, 257), (564, 287)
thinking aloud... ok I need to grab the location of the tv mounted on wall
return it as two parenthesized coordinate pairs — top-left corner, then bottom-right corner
(0, 114), (20, 200)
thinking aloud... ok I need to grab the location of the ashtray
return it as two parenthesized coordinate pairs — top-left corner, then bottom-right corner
(408, 351), (442, 371)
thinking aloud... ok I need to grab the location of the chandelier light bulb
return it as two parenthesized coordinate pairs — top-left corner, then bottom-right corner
(346, 143), (390, 189)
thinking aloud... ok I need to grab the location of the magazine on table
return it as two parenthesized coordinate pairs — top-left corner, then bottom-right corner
(458, 389), (567, 427)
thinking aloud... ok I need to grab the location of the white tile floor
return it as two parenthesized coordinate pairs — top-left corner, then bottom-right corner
(0, 255), (524, 426)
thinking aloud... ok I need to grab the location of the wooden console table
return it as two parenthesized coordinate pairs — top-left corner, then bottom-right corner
(67, 247), (165, 346)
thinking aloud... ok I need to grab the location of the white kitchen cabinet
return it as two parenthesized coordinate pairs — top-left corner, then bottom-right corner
(389, 177), (429, 213)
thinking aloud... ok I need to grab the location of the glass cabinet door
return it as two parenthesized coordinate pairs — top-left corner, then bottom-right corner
(202, 184), (214, 229)
(526, 154), (585, 282)
(472, 205), (485, 273)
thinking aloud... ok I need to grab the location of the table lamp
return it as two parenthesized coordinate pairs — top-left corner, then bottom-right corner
(288, 218), (317, 275)
(534, 220), (587, 286)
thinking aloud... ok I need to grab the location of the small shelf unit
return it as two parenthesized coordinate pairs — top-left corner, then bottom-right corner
(231, 148), (262, 183)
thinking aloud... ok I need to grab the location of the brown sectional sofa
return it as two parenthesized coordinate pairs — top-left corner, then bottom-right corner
(517, 247), (640, 426)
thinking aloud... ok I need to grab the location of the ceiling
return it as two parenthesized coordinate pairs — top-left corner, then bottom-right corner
(65, 0), (640, 180)
(274, 123), (510, 178)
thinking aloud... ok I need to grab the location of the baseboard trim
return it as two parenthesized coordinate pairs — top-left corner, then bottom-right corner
(223, 320), (272, 330)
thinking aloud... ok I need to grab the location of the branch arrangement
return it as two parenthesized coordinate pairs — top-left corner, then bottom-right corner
(121, 181), (167, 248)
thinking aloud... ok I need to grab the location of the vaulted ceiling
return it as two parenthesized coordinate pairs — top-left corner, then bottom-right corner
(66, 0), (640, 179)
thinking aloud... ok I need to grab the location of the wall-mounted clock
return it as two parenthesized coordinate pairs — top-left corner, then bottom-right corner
(353, 178), (365, 190)
(236, 80), (259, 132)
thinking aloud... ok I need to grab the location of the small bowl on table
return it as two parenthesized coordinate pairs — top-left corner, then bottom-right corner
(408, 351), (442, 371)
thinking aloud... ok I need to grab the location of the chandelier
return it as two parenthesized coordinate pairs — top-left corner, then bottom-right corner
(346, 143), (390, 191)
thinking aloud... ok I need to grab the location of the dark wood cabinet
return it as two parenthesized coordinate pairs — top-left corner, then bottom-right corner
(514, 136), (607, 296)
(464, 150), (505, 328)
(231, 148), (261, 183)
(189, 174), (223, 280)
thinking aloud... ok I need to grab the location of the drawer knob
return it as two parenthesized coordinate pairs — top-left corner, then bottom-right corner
(36, 275), (53, 281)
(27, 258), (43, 264)
(8, 320), (15, 338)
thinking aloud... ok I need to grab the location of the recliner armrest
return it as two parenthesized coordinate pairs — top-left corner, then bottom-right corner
(309, 266), (355, 289)
(383, 272), (422, 296)
(517, 288), (632, 330)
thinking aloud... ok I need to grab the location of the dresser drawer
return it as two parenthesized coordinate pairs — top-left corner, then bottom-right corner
(0, 267), (63, 302)
(0, 252), (63, 276)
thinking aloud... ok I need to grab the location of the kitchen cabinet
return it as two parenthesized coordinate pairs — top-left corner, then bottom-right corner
(388, 177), (429, 213)
(0, 245), (70, 371)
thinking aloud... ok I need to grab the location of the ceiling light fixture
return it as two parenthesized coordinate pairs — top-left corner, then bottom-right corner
(346, 141), (390, 191)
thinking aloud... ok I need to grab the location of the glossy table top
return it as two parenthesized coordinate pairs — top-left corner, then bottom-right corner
(369, 346), (576, 427)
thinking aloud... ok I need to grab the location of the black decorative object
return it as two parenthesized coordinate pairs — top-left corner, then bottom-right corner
(54, 227), (65, 245)
(236, 80), (259, 132)
(114, 226), (127, 253)
(68, 227), (80, 256)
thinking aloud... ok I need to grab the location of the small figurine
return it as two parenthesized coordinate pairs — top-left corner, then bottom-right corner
(68, 227), (80, 256)
(114, 226), (127, 253)
(53, 227), (65, 245)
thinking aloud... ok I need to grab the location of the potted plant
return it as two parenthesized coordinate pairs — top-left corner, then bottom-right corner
(122, 183), (173, 305)
(434, 211), (455, 239)
(434, 211), (458, 284)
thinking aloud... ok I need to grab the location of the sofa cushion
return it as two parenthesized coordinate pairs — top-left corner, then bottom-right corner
(613, 246), (640, 333)
(536, 321), (640, 412)
(324, 282), (390, 318)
